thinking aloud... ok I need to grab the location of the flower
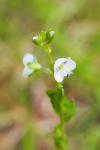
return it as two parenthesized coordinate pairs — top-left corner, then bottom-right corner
(23, 53), (37, 66)
(22, 53), (41, 78)
(54, 58), (76, 83)
(22, 66), (33, 78)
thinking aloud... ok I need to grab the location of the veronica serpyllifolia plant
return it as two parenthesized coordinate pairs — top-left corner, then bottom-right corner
(22, 30), (76, 150)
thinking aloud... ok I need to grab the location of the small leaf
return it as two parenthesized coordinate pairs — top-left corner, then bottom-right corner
(47, 89), (61, 115)
(47, 89), (76, 122)
(61, 97), (76, 122)
(41, 31), (46, 42)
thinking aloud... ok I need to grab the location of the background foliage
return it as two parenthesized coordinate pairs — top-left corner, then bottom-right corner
(0, 0), (100, 150)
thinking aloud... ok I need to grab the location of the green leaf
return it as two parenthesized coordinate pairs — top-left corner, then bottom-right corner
(47, 89), (61, 115)
(41, 31), (46, 42)
(47, 89), (76, 123)
(61, 97), (76, 122)
(53, 124), (68, 150)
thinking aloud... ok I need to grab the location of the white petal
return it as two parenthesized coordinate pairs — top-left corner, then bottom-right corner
(61, 69), (68, 76)
(54, 58), (67, 70)
(22, 67), (33, 78)
(54, 58), (76, 81)
(54, 71), (64, 83)
(63, 58), (76, 73)
(23, 53), (36, 66)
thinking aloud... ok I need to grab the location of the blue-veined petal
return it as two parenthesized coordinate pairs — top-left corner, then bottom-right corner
(63, 58), (76, 74)
(54, 58), (76, 83)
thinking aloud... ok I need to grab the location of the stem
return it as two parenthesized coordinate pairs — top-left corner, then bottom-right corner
(41, 67), (52, 75)
(56, 83), (67, 150)
(44, 44), (67, 150)
(57, 83), (64, 96)
(48, 51), (53, 69)
(45, 44), (54, 72)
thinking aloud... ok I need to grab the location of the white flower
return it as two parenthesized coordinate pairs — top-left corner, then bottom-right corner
(22, 67), (33, 78)
(23, 53), (37, 66)
(22, 53), (41, 78)
(54, 58), (76, 83)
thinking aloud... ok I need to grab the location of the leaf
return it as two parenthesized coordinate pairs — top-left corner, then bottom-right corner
(47, 89), (61, 115)
(47, 89), (76, 123)
(61, 97), (76, 122)
(53, 124), (68, 150)
(41, 31), (46, 42)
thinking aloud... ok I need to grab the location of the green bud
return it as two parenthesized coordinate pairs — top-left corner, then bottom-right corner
(32, 30), (55, 46)
(32, 35), (43, 46)
(46, 30), (55, 43)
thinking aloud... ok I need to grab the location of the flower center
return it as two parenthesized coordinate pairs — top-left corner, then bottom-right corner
(58, 64), (64, 71)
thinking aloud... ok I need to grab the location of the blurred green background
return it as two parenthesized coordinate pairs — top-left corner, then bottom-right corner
(0, 0), (100, 150)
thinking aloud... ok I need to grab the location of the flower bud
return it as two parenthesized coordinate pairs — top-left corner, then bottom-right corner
(32, 35), (43, 46)
(46, 30), (55, 43)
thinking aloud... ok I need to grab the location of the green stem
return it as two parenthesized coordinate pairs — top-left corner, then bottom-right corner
(44, 44), (67, 150)
(45, 44), (54, 72)
(56, 83), (67, 150)
(41, 67), (52, 74)
(57, 83), (64, 96)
